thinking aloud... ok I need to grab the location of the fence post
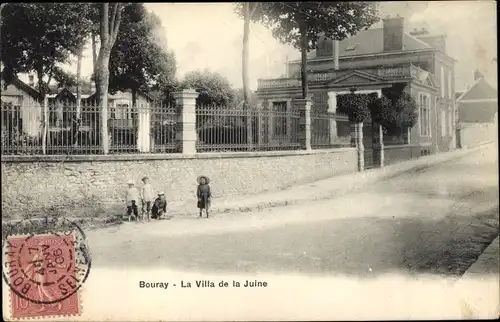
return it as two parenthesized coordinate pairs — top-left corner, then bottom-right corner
(41, 97), (48, 155)
(351, 122), (364, 171)
(245, 104), (253, 151)
(378, 124), (384, 167)
(292, 98), (312, 150)
(173, 89), (198, 155)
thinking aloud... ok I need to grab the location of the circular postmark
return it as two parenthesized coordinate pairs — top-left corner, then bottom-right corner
(2, 217), (92, 305)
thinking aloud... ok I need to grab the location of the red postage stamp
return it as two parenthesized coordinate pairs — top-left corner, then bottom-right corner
(3, 220), (91, 320)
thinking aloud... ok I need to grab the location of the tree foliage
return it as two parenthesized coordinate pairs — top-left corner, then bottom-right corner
(52, 67), (78, 88)
(337, 93), (373, 123)
(236, 2), (379, 98)
(181, 70), (236, 107)
(1, 3), (94, 99)
(240, 2), (379, 51)
(108, 4), (177, 100)
(369, 91), (418, 136)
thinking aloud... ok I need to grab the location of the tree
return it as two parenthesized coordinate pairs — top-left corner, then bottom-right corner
(108, 4), (177, 106)
(1, 3), (93, 100)
(94, 3), (125, 154)
(234, 3), (261, 149)
(181, 70), (236, 107)
(245, 2), (379, 99)
(52, 67), (78, 89)
(337, 93), (372, 123)
(370, 91), (418, 138)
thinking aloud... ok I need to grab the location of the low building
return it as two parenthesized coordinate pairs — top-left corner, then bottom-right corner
(1, 74), (156, 153)
(256, 16), (457, 168)
(456, 70), (497, 148)
(1, 75), (42, 139)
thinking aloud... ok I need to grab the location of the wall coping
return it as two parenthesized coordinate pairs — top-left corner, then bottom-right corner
(384, 144), (420, 150)
(1, 148), (356, 163)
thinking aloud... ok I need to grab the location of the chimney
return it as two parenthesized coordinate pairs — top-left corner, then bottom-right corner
(28, 75), (35, 87)
(383, 15), (405, 51)
(414, 33), (447, 53)
(316, 33), (339, 70)
(474, 69), (484, 81)
(333, 40), (340, 70)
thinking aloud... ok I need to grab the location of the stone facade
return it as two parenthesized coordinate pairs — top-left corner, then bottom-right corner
(1, 149), (357, 220)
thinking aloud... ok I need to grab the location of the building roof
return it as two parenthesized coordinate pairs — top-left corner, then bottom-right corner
(458, 101), (497, 123)
(337, 28), (432, 57)
(457, 77), (497, 123)
(457, 77), (497, 101)
(1, 74), (40, 100)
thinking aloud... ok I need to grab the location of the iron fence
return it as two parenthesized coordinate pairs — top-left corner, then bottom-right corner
(1, 100), (355, 156)
(310, 110), (351, 149)
(195, 104), (301, 152)
(1, 101), (180, 155)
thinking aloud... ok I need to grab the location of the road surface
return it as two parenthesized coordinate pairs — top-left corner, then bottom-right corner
(87, 146), (499, 278)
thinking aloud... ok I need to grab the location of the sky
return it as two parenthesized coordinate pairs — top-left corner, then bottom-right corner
(65, 1), (497, 92)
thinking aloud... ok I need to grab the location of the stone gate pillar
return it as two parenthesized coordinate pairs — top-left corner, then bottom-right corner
(351, 122), (364, 171)
(173, 89), (198, 155)
(292, 98), (312, 150)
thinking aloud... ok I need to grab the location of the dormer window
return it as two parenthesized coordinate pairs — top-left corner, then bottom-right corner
(345, 43), (358, 51)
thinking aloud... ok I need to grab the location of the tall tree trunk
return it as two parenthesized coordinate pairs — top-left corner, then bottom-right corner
(91, 31), (99, 91)
(74, 46), (83, 147)
(96, 2), (123, 154)
(242, 2), (253, 150)
(97, 48), (111, 154)
(37, 69), (48, 155)
(299, 18), (308, 99)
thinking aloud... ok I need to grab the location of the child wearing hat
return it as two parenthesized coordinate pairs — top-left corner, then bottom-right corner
(196, 175), (212, 218)
(141, 176), (154, 221)
(126, 180), (140, 221)
(151, 192), (167, 220)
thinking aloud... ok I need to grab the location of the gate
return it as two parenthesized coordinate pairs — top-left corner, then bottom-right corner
(363, 119), (374, 169)
(456, 129), (462, 148)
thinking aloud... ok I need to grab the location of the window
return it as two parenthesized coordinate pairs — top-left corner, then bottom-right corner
(272, 101), (287, 137)
(1, 96), (23, 133)
(113, 102), (131, 119)
(447, 71), (452, 99)
(441, 109), (446, 137)
(418, 93), (431, 137)
(345, 43), (358, 51)
(440, 65), (445, 98)
(448, 107), (453, 136)
(28, 75), (35, 87)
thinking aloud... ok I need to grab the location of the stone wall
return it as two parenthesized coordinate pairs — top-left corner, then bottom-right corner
(458, 123), (497, 148)
(1, 148), (357, 219)
(384, 145), (421, 166)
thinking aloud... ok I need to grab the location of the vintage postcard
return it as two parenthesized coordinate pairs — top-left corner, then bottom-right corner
(1, 1), (498, 321)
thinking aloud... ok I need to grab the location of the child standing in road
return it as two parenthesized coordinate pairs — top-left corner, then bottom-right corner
(196, 175), (212, 218)
(126, 180), (140, 221)
(141, 176), (154, 221)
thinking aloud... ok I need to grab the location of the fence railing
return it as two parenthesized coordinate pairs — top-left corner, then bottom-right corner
(196, 104), (302, 152)
(310, 110), (351, 149)
(2, 100), (353, 156)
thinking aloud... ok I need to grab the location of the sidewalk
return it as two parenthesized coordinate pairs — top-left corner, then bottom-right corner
(454, 236), (500, 319)
(166, 142), (495, 217)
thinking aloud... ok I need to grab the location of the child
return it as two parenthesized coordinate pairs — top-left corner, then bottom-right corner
(151, 192), (167, 220)
(196, 175), (212, 218)
(141, 176), (154, 221)
(126, 180), (140, 221)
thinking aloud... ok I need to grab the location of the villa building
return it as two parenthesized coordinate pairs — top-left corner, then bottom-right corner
(255, 16), (457, 168)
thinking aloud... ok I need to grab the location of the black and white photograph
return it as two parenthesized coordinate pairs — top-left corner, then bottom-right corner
(1, 1), (498, 321)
